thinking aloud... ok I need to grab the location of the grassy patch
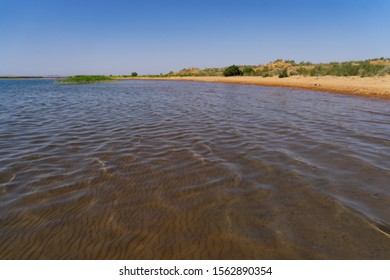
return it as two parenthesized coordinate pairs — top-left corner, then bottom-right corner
(60, 75), (113, 84)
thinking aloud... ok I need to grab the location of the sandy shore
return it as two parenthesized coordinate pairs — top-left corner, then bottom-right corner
(122, 76), (390, 98)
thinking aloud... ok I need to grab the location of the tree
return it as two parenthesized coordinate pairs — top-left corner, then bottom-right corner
(223, 65), (243, 77)
(131, 72), (138, 77)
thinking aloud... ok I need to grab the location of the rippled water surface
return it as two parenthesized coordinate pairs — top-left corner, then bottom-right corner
(0, 79), (389, 259)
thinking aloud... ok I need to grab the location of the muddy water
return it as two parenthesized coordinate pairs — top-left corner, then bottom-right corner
(0, 79), (389, 259)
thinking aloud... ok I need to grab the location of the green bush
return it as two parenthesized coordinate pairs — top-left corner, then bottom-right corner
(296, 66), (309, 76)
(131, 72), (138, 77)
(223, 65), (243, 77)
(262, 72), (271, 77)
(285, 60), (296, 66)
(278, 69), (288, 78)
(242, 67), (255, 76)
(289, 71), (297, 76)
(378, 66), (390, 76)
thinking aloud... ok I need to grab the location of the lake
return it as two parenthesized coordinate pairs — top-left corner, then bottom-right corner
(0, 79), (389, 259)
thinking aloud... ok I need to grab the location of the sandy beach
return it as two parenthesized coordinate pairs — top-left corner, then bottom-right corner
(126, 76), (390, 98)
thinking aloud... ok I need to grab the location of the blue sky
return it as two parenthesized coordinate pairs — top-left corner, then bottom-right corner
(1, 0), (389, 75)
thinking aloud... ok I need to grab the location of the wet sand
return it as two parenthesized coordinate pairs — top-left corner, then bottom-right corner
(125, 76), (390, 98)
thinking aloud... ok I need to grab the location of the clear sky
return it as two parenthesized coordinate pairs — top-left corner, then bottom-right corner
(1, 0), (389, 76)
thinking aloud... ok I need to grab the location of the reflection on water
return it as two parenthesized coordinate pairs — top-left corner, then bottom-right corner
(0, 79), (389, 259)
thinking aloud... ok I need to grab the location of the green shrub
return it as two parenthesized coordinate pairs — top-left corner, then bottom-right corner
(223, 65), (243, 77)
(278, 69), (288, 78)
(378, 66), (390, 76)
(296, 66), (309, 76)
(262, 72), (271, 77)
(285, 60), (296, 66)
(131, 72), (138, 77)
(299, 61), (313, 66)
(243, 67), (255, 76)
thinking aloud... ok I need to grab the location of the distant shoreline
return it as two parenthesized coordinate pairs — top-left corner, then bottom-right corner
(3, 74), (389, 99)
(0, 77), (64, 80)
(117, 75), (390, 99)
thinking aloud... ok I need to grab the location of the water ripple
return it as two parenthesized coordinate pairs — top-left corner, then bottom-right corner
(0, 79), (389, 259)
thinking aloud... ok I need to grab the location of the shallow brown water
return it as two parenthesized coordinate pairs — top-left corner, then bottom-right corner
(0, 80), (389, 259)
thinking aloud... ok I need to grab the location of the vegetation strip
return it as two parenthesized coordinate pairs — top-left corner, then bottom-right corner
(169, 58), (390, 78)
(60, 75), (113, 84)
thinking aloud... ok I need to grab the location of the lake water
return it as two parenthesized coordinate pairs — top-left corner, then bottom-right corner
(0, 79), (389, 259)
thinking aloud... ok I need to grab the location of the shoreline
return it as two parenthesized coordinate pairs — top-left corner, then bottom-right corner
(118, 75), (390, 99)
